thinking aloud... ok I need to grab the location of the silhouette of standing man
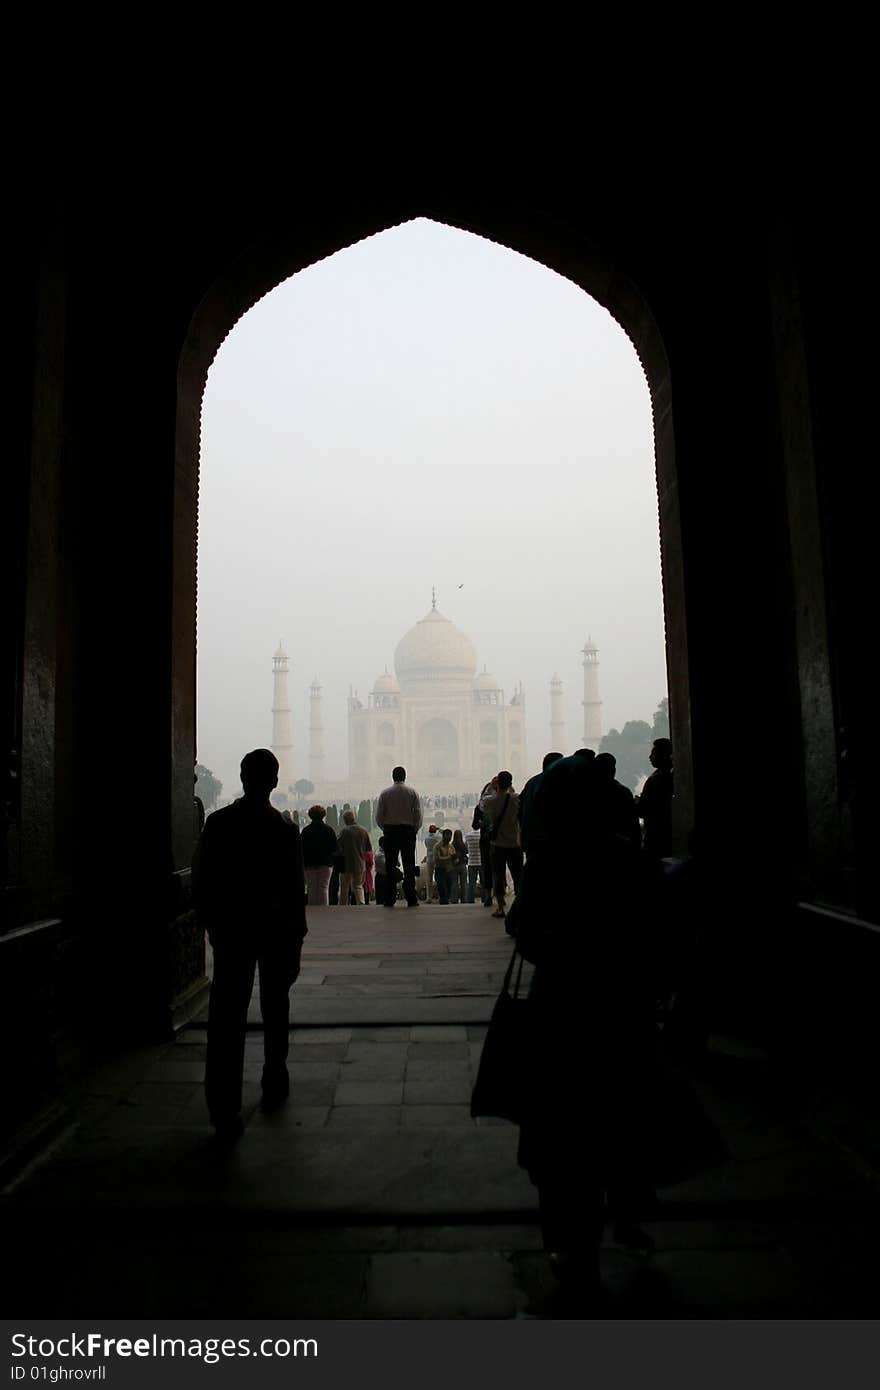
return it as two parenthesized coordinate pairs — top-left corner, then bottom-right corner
(193, 749), (307, 1138)
(375, 766), (422, 908)
(638, 737), (674, 859)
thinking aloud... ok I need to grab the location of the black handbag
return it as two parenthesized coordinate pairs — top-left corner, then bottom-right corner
(470, 943), (535, 1124)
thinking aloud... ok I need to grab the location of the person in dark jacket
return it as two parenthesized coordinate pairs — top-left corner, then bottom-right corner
(193, 748), (307, 1138)
(473, 781), (496, 907)
(594, 752), (642, 851)
(516, 832), (658, 1300)
(637, 738), (674, 859)
(518, 751), (565, 855)
(300, 804), (338, 906)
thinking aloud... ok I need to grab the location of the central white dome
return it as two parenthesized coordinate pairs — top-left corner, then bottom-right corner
(394, 607), (478, 686)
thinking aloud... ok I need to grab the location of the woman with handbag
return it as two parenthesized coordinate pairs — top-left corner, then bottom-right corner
(473, 784), (495, 906)
(433, 829), (456, 905)
(450, 829), (468, 904)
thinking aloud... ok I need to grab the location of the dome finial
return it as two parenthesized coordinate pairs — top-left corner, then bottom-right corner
(431, 585), (437, 611)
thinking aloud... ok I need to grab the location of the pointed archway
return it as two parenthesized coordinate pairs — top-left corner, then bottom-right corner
(174, 204), (689, 872)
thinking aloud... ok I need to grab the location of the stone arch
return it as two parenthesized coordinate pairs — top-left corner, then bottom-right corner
(417, 718), (459, 779)
(175, 205), (689, 864)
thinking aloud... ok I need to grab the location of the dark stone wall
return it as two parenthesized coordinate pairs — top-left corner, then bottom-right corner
(3, 172), (876, 1149)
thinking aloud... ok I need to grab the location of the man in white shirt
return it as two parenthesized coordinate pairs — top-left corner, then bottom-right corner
(376, 766), (423, 908)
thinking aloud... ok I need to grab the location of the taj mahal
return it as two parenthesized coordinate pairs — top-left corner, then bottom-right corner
(270, 596), (603, 803)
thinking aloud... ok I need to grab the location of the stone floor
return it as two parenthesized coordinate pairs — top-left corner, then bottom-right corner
(3, 905), (879, 1318)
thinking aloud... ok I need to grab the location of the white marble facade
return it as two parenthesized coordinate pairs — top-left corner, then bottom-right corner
(347, 602), (526, 795)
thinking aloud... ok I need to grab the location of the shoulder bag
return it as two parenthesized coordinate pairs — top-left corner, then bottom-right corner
(470, 942), (535, 1125)
(489, 794), (511, 844)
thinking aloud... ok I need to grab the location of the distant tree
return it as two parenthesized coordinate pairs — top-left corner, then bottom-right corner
(294, 778), (315, 797)
(652, 697), (670, 740)
(195, 763), (222, 812)
(599, 720), (653, 790)
(325, 803), (339, 830)
(357, 798), (372, 831)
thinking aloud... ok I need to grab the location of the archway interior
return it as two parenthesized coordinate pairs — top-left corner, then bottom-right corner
(417, 719), (459, 780)
(195, 218), (667, 818)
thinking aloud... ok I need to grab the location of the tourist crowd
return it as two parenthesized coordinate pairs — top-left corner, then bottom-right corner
(193, 739), (687, 1304)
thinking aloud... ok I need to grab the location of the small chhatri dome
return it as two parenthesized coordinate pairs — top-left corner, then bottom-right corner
(474, 667), (498, 691)
(373, 668), (400, 694)
(394, 605), (478, 687)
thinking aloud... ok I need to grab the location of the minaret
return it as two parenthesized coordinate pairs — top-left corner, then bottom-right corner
(581, 636), (603, 751)
(308, 676), (325, 789)
(271, 642), (294, 800)
(509, 679), (527, 776)
(549, 673), (565, 752)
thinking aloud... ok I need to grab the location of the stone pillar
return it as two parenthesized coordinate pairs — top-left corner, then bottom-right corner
(309, 676), (324, 790)
(271, 643), (294, 799)
(581, 638), (602, 751)
(517, 682), (527, 774)
(549, 672), (565, 753)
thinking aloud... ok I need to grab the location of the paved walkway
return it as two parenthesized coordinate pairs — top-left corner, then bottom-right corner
(3, 906), (879, 1318)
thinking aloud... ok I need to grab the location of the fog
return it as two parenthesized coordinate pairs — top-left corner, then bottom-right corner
(197, 218), (666, 800)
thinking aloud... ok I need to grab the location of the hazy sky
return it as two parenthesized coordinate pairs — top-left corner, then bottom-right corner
(197, 218), (666, 798)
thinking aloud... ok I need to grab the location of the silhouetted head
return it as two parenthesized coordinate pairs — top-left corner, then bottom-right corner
(542, 752), (564, 771)
(378, 836), (386, 849)
(428, 824), (438, 834)
(442, 828), (453, 843)
(650, 738), (673, 771)
(239, 749), (279, 799)
(453, 829), (465, 848)
(497, 770), (513, 790)
(308, 805), (326, 821)
(594, 752), (616, 781)
(574, 748), (596, 761)
(343, 809), (356, 826)
(392, 766), (406, 783)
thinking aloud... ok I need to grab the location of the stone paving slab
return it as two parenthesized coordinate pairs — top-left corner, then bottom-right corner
(327, 1106), (403, 1128)
(9, 1243), (372, 1319)
(244, 996), (500, 1026)
(9, 1125), (536, 1215)
(364, 1252), (516, 1318)
(6, 905), (880, 1319)
(344, 1040), (410, 1064)
(194, 907), (512, 1026)
(408, 1042), (471, 1060)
